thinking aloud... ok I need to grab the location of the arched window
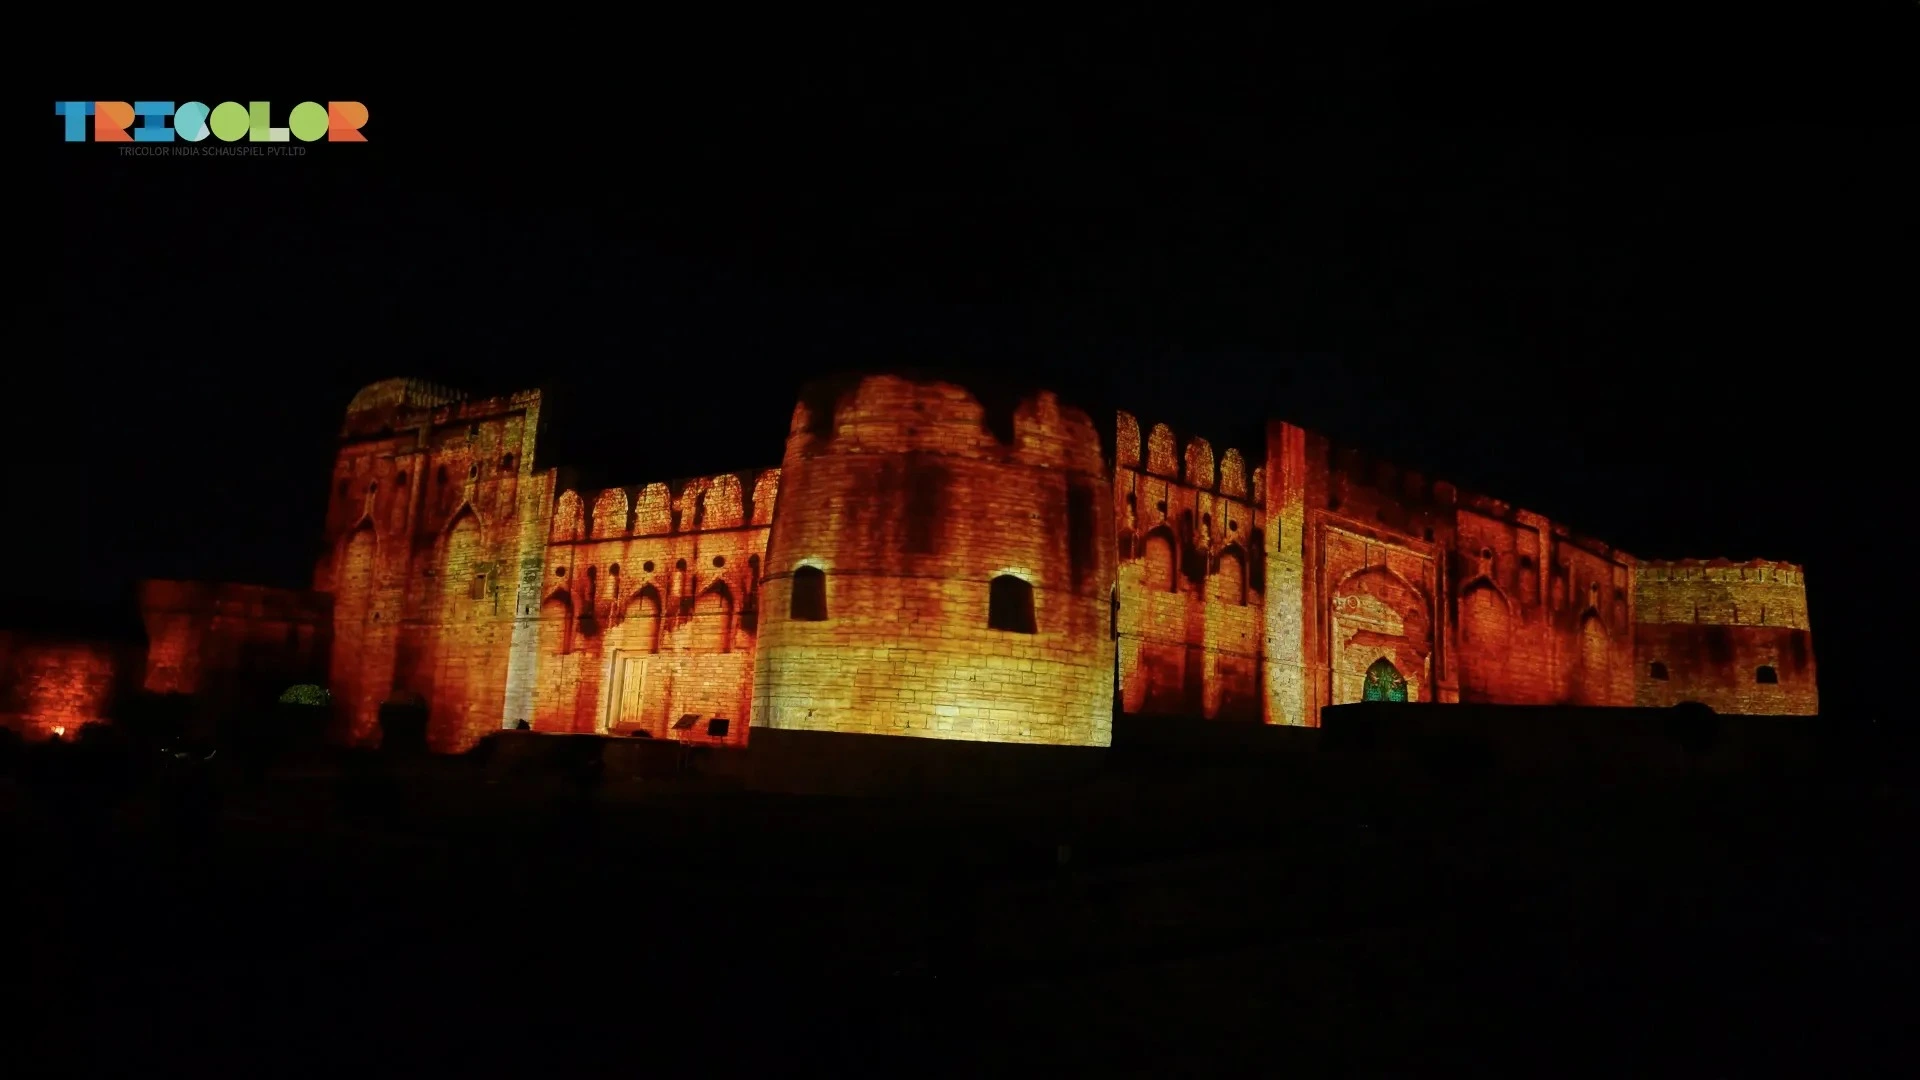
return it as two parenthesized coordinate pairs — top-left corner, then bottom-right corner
(1210, 545), (1248, 606)
(1142, 527), (1177, 592)
(1649, 661), (1669, 681)
(988, 574), (1036, 634)
(790, 566), (827, 622)
(1755, 664), (1778, 684)
(1362, 657), (1408, 702)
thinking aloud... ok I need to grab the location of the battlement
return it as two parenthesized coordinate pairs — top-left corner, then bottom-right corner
(1635, 558), (1806, 585)
(790, 373), (1106, 477)
(340, 378), (538, 438)
(1634, 558), (1811, 629)
(550, 469), (781, 544)
(1312, 433), (1633, 562)
(1115, 411), (1264, 504)
(345, 377), (469, 415)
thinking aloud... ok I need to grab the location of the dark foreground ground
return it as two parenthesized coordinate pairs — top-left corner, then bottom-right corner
(10, 731), (1916, 1077)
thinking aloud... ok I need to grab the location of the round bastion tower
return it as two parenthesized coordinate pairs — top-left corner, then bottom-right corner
(750, 373), (1117, 747)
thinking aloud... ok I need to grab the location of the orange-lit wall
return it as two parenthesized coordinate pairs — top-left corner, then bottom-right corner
(1633, 560), (1817, 715)
(751, 375), (1116, 746)
(314, 379), (547, 752)
(0, 632), (144, 740)
(528, 469), (778, 746)
(307, 375), (1819, 753)
(1112, 412), (1266, 721)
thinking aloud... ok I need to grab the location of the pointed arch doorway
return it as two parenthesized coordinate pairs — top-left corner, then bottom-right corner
(1362, 658), (1409, 702)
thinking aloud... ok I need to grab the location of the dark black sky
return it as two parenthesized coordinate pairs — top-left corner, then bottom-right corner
(39, 7), (1916, 713)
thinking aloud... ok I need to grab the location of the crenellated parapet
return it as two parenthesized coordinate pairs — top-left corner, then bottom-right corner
(1633, 558), (1810, 629)
(1112, 411), (1265, 572)
(549, 469), (780, 544)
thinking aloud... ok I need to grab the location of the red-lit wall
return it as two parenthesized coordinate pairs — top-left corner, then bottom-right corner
(307, 375), (1820, 753)
(138, 580), (331, 702)
(0, 632), (144, 740)
(1261, 423), (1642, 725)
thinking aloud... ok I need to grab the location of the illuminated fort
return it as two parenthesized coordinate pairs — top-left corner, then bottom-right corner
(0, 372), (1819, 748)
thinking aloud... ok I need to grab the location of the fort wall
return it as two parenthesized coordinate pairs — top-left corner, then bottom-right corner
(1633, 559), (1817, 715)
(1112, 411), (1267, 722)
(0, 632), (144, 741)
(289, 374), (1825, 753)
(1265, 425), (1640, 726)
(528, 468), (779, 745)
(751, 374), (1115, 747)
(137, 579), (331, 725)
(314, 379), (545, 752)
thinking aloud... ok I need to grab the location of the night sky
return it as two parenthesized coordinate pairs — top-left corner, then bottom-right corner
(41, 9), (1914, 715)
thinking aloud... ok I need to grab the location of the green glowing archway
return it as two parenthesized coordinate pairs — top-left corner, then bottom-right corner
(1361, 658), (1408, 703)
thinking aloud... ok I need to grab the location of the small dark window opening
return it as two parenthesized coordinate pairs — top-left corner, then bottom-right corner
(397, 470), (408, 485)
(469, 573), (488, 601)
(1755, 665), (1778, 684)
(1066, 483), (1096, 585)
(642, 561), (655, 573)
(468, 464), (478, 479)
(556, 567), (568, 577)
(712, 555), (726, 568)
(706, 717), (731, 738)
(988, 574), (1037, 634)
(790, 566), (828, 621)
(675, 559), (687, 570)
(500, 453), (514, 470)
(1481, 547), (1493, 560)
(1650, 661), (1669, 680)
(468, 424), (481, 438)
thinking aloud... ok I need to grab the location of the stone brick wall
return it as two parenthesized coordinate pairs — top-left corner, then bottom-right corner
(1112, 411), (1266, 722)
(527, 469), (778, 746)
(0, 633), (144, 740)
(137, 580), (331, 709)
(1633, 560), (1817, 715)
(751, 374), (1115, 747)
(300, 374), (1818, 754)
(1265, 426), (1641, 726)
(313, 379), (544, 752)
